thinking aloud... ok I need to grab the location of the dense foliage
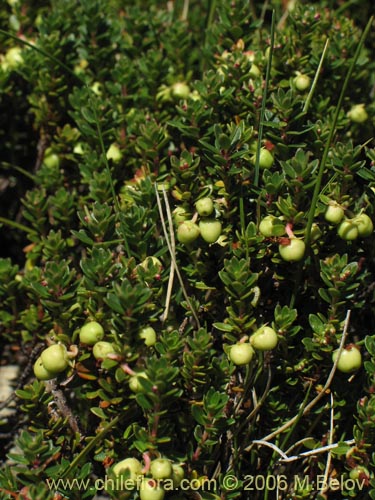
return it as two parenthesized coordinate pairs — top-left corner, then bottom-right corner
(1, 1), (375, 499)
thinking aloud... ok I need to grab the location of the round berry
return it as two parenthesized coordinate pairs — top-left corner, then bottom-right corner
(150, 458), (173, 480)
(353, 213), (373, 237)
(139, 326), (157, 347)
(129, 372), (149, 393)
(325, 203), (344, 225)
(195, 197), (214, 217)
(229, 343), (255, 366)
(256, 148), (274, 169)
(171, 464), (185, 488)
(139, 479), (165, 500)
(113, 457), (143, 481)
(79, 321), (105, 345)
(259, 215), (285, 237)
(332, 345), (362, 373)
(173, 206), (189, 225)
(279, 238), (305, 262)
(92, 341), (116, 360)
(337, 220), (359, 241)
(40, 344), (69, 374)
(349, 465), (369, 481)
(43, 149), (60, 169)
(347, 104), (368, 123)
(171, 82), (190, 100)
(33, 357), (56, 381)
(177, 221), (200, 244)
(199, 219), (222, 243)
(294, 73), (311, 91)
(250, 326), (278, 351)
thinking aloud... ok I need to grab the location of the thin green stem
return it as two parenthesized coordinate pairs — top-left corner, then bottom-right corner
(60, 415), (120, 478)
(201, 0), (217, 75)
(288, 17), (373, 309)
(304, 16), (373, 251)
(0, 28), (131, 257)
(0, 216), (37, 235)
(303, 38), (329, 114)
(0, 29), (84, 85)
(254, 10), (275, 187)
(0, 162), (36, 182)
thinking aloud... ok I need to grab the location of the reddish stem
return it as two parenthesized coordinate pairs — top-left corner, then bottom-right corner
(141, 452), (152, 474)
(120, 363), (136, 376)
(285, 222), (295, 239)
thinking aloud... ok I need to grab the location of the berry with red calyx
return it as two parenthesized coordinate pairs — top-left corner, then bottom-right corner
(279, 238), (305, 262)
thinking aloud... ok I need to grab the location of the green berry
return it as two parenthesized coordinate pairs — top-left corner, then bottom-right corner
(113, 457), (143, 481)
(332, 345), (362, 373)
(40, 344), (69, 374)
(177, 221), (200, 244)
(325, 203), (344, 225)
(79, 321), (105, 345)
(198, 219), (222, 243)
(229, 343), (255, 366)
(250, 326), (278, 351)
(353, 213), (373, 237)
(259, 215), (285, 237)
(92, 341), (116, 360)
(347, 104), (368, 123)
(294, 73), (311, 91)
(33, 357), (56, 381)
(171, 464), (185, 488)
(195, 197), (214, 217)
(173, 206), (189, 225)
(139, 326), (157, 346)
(254, 148), (274, 169)
(171, 82), (190, 100)
(337, 220), (359, 241)
(129, 372), (149, 393)
(150, 458), (173, 479)
(279, 238), (305, 262)
(140, 479), (165, 500)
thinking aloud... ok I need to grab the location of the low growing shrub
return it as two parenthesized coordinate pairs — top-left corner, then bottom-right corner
(1, 1), (375, 499)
